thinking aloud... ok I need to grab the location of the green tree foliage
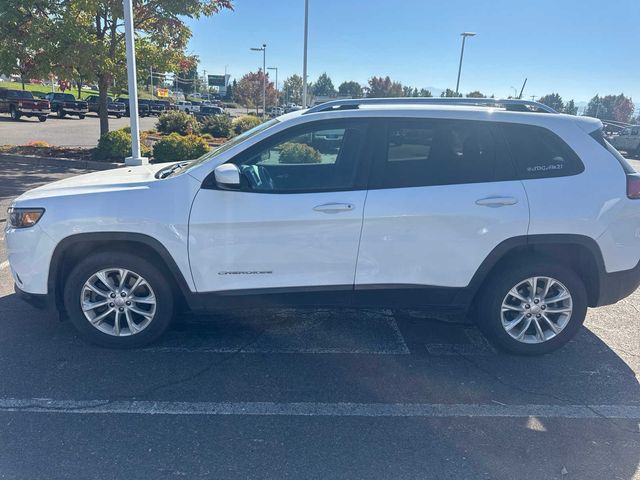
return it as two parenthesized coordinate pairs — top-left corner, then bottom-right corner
(312, 73), (335, 97)
(234, 71), (277, 113)
(174, 58), (200, 95)
(282, 74), (303, 104)
(441, 89), (462, 98)
(0, 0), (57, 90)
(563, 99), (578, 115)
(585, 94), (635, 123)
(466, 90), (486, 98)
(37, 0), (232, 136)
(537, 93), (564, 112)
(337, 81), (362, 98)
(367, 76), (404, 97)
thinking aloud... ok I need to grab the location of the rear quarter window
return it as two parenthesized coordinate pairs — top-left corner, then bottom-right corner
(500, 123), (584, 179)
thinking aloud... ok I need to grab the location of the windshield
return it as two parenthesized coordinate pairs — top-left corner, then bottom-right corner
(59, 94), (75, 101)
(10, 90), (34, 99)
(168, 118), (280, 177)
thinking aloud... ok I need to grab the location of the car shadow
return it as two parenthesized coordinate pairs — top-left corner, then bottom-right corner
(0, 292), (637, 479)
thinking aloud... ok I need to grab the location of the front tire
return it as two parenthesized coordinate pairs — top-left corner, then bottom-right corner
(38, 116), (47, 122)
(10, 106), (21, 121)
(475, 260), (587, 355)
(63, 252), (174, 348)
(78, 114), (85, 119)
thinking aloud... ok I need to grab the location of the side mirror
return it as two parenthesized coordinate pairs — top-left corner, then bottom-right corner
(214, 163), (241, 190)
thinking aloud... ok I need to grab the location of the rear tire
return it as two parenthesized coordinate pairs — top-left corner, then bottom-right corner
(57, 108), (65, 119)
(475, 259), (587, 355)
(78, 114), (85, 119)
(38, 116), (47, 122)
(63, 252), (174, 348)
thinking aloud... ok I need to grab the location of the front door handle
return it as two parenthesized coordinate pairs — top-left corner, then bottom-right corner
(475, 196), (519, 208)
(313, 202), (355, 213)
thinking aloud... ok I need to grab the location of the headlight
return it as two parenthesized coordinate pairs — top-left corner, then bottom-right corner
(7, 207), (45, 228)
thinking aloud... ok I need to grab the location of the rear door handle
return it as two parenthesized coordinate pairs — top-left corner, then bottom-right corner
(313, 203), (355, 213)
(475, 196), (518, 207)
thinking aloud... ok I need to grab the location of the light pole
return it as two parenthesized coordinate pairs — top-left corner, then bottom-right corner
(302, 0), (309, 107)
(455, 32), (476, 96)
(251, 44), (267, 116)
(122, 0), (147, 166)
(268, 67), (278, 105)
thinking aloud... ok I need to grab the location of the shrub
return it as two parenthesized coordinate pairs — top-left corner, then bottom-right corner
(278, 142), (321, 164)
(232, 114), (262, 135)
(156, 110), (199, 135)
(152, 133), (210, 163)
(200, 114), (232, 138)
(27, 140), (50, 147)
(92, 129), (150, 162)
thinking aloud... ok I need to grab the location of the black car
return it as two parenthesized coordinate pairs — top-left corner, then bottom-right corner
(85, 95), (126, 118)
(195, 105), (225, 120)
(44, 92), (88, 119)
(0, 88), (50, 122)
(153, 100), (175, 113)
(138, 99), (163, 116)
(116, 97), (151, 117)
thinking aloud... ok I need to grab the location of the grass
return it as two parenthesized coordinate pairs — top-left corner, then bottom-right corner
(0, 80), (157, 100)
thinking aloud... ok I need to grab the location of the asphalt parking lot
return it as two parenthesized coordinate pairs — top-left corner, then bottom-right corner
(0, 157), (639, 480)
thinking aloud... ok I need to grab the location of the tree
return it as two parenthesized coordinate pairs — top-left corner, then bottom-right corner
(563, 99), (578, 115)
(367, 76), (404, 97)
(174, 57), (199, 95)
(585, 94), (635, 123)
(418, 88), (432, 97)
(234, 70), (277, 114)
(312, 73), (335, 97)
(338, 81), (362, 98)
(466, 90), (486, 98)
(441, 88), (462, 98)
(537, 93), (564, 112)
(0, 0), (56, 90)
(46, 0), (232, 136)
(282, 74), (303, 104)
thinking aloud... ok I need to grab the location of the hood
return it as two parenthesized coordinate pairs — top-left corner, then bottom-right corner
(15, 163), (167, 203)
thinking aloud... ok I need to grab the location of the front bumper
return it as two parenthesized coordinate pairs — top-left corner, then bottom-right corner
(597, 260), (640, 306)
(19, 108), (51, 115)
(15, 284), (51, 310)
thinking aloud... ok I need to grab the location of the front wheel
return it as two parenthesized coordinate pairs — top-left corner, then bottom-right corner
(475, 260), (587, 355)
(78, 114), (85, 119)
(63, 252), (174, 348)
(38, 116), (47, 122)
(57, 108), (65, 119)
(10, 106), (21, 121)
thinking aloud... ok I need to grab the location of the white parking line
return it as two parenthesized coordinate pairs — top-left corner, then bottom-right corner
(0, 398), (639, 419)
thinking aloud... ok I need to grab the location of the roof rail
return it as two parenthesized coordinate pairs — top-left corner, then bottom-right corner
(303, 97), (558, 114)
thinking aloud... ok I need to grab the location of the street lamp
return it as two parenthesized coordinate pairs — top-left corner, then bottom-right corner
(302, 0), (309, 108)
(250, 44), (267, 116)
(267, 67), (278, 105)
(455, 32), (476, 96)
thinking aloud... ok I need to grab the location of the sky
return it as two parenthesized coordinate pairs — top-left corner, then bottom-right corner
(185, 0), (640, 104)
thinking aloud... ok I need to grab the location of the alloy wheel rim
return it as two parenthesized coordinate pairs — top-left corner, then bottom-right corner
(500, 276), (573, 344)
(80, 268), (156, 337)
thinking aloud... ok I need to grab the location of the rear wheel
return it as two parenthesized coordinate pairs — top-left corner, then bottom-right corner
(78, 114), (85, 119)
(63, 252), (174, 348)
(476, 260), (587, 355)
(38, 116), (47, 122)
(57, 108), (65, 118)
(10, 106), (21, 120)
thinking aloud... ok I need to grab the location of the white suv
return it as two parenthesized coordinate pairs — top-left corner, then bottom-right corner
(6, 98), (640, 354)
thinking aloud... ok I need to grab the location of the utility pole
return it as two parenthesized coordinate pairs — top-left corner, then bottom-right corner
(122, 0), (146, 165)
(150, 65), (153, 96)
(455, 32), (476, 96)
(250, 44), (267, 116)
(302, 0), (309, 107)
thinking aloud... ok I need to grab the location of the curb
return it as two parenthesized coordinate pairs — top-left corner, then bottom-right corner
(0, 153), (122, 171)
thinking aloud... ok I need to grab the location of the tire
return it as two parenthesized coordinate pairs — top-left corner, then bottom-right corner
(475, 259), (587, 355)
(78, 114), (85, 119)
(57, 108), (66, 119)
(38, 116), (47, 122)
(10, 106), (21, 121)
(116, 114), (122, 119)
(63, 251), (175, 348)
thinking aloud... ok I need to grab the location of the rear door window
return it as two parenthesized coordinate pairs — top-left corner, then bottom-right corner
(500, 123), (584, 179)
(370, 119), (511, 188)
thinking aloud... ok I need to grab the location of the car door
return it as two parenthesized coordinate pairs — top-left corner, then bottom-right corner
(355, 118), (529, 298)
(188, 118), (371, 293)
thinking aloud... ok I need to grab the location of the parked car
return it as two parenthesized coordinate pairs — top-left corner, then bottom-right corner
(0, 88), (50, 121)
(44, 92), (88, 119)
(195, 105), (225, 119)
(138, 99), (163, 116)
(85, 95), (126, 118)
(176, 100), (199, 114)
(609, 126), (640, 158)
(267, 106), (285, 117)
(153, 100), (175, 113)
(6, 98), (640, 353)
(284, 103), (302, 113)
(116, 97), (151, 117)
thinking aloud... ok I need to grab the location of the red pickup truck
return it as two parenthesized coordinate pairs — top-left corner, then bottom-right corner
(0, 88), (51, 122)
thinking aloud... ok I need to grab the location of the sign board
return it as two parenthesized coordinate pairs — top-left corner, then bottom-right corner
(157, 88), (169, 98)
(208, 74), (227, 87)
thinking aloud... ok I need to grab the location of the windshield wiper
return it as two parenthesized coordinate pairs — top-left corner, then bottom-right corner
(157, 161), (190, 179)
